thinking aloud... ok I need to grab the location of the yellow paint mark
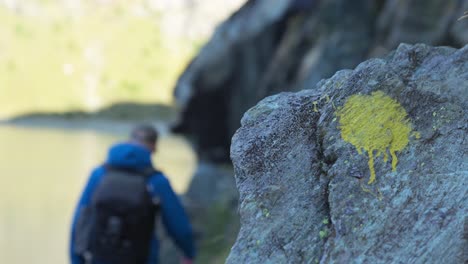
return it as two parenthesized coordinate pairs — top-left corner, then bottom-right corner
(336, 91), (412, 184)
(312, 101), (319, 112)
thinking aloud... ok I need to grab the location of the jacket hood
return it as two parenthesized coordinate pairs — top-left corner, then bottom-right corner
(106, 142), (153, 170)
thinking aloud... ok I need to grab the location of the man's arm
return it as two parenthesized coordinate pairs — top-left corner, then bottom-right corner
(148, 174), (196, 261)
(69, 166), (106, 264)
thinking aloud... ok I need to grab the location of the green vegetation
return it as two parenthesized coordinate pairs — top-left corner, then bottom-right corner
(196, 204), (239, 264)
(319, 229), (329, 239)
(0, 2), (202, 118)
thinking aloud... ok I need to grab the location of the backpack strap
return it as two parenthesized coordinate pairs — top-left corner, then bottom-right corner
(104, 164), (161, 177)
(141, 167), (162, 177)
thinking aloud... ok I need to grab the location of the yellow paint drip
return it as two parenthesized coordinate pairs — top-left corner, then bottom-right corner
(336, 91), (412, 184)
(312, 101), (319, 112)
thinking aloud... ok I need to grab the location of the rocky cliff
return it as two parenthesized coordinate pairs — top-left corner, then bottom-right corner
(228, 44), (467, 263)
(173, 0), (468, 162)
(170, 1), (468, 262)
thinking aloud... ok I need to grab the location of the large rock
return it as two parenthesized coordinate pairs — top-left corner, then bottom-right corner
(172, 0), (467, 162)
(228, 44), (467, 263)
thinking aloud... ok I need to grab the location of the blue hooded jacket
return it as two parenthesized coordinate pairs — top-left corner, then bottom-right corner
(70, 143), (196, 264)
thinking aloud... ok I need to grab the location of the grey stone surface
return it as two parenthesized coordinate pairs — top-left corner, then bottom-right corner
(228, 44), (468, 263)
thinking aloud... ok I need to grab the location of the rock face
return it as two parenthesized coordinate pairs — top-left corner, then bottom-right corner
(172, 0), (467, 162)
(228, 44), (467, 263)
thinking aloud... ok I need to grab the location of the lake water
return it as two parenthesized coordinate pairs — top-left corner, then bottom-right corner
(0, 120), (196, 263)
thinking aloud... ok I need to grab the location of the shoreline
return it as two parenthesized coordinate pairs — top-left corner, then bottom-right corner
(0, 103), (179, 136)
(1, 115), (173, 136)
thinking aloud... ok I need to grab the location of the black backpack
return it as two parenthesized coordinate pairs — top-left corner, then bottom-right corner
(74, 166), (160, 264)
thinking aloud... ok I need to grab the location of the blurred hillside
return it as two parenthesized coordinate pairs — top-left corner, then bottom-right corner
(0, 0), (246, 118)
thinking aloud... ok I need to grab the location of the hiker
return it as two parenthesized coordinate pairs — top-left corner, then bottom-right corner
(70, 124), (195, 264)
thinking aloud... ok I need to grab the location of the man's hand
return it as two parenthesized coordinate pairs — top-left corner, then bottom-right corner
(181, 257), (193, 264)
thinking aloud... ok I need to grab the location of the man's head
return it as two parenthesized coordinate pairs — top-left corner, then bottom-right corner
(130, 124), (158, 153)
